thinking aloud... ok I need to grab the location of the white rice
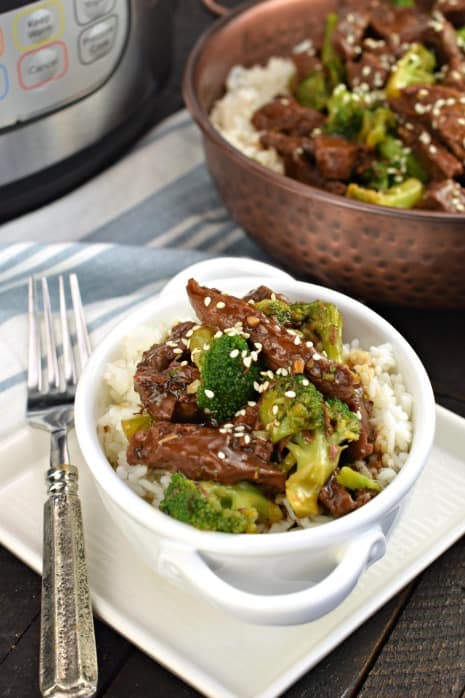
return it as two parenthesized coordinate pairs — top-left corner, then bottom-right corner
(210, 57), (295, 172)
(97, 321), (413, 529)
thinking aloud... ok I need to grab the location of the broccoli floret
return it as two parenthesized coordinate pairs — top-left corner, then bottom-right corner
(359, 108), (396, 149)
(160, 473), (283, 533)
(290, 300), (343, 363)
(325, 85), (365, 141)
(258, 375), (324, 443)
(321, 12), (345, 88)
(255, 298), (293, 326)
(337, 466), (381, 492)
(346, 178), (424, 209)
(361, 136), (427, 191)
(193, 331), (261, 423)
(285, 398), (361, 517)
(121, 413), (152, 440)
(457, 25), (465, 50)
(386, 43), (436, 99)
(378, 136), (427, 183)
(295, 69), (329, 111)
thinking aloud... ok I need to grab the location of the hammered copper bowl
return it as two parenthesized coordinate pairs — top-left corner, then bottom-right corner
(183, 0), (465, 308)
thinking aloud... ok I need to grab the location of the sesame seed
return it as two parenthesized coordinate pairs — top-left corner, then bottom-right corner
(253, 381), (261, 391)
(254, 342), (263, 350)
(185, 329), (194, 338)
(166, 341), (178, 347)
(284, 390), (296, 398)
(180, 360), (188, 366)
(306, 341), (313, 348)
(214, 330), (223, 338)
(302, 378), (310, 386)
(235, 424), (245, 432)
(313, 353), (322, 360)
(429, 145), (437, 154)
(235, 409), (246, 417)
(204, 389), (215, 398)
(173, 347), (183, 354)
(293, 335), (302, 345)
(217, 451), (225, 459)
(216, 301), (226, 309)
(247, 401), (256, 407)
(230, 349), (240, 358)
(204, 296), (211, 307)
(250, 351), (258, 362)
(272, 404), (279, 415)
(243, 356), (252, 368)
(243, 434), (251, 444)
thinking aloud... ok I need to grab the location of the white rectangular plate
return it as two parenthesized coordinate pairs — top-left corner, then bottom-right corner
(0, 404), (464, 698)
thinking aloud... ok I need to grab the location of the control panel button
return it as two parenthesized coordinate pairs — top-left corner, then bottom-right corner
(18, 41), (68, 89)
(0, 65), (8, 100)
(78, 15), (117, 64)
(75, 0), (115, 24)
(14, 2), (64, 50)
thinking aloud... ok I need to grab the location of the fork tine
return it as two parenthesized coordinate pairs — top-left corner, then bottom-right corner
(59, 275), (76, 388)
(27, 277), (41, 392)
(69, 273), (91, 371)
(41, 277), (61, 391)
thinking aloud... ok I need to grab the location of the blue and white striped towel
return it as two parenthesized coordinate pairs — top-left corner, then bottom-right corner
(0, 110), (271, 441)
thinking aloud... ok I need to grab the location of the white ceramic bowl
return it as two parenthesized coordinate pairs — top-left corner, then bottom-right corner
(75, 261), (435, 626)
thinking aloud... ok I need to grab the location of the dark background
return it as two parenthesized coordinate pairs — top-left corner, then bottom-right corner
(0, 2), (464, 696)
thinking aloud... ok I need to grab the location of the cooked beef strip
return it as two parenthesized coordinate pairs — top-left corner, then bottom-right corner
(134, 361), (201, 421)
(332, 7), (371, 61)
(313, 134), (359, 180)
(390, 85), (465, 163)
(137, 320), (197, 372)
(259, 131), (314, 159)
(369, 6), (431, 54)
(318, 469), (378, 516)
(421, 14), (464, 69)
(252, 96), (325, 136)
(127, 421), (285, 491)
(419, 178), (465, 211)
(397, 122), (463, 180)
(242, 285), (290, 304)
(434, 0), (465, 13)
(291, 53), (323, 83)
(186, 280), (373, 458)
(346, 51), (391, 90)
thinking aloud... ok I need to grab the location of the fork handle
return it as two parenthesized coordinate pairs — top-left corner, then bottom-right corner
(40, 464), (98, 698)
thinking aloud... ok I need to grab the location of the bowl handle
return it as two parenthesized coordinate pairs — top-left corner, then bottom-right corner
(158, 527), (386, 625)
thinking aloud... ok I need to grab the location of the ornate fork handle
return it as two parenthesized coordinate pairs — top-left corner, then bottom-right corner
(40, 451), (97, 696)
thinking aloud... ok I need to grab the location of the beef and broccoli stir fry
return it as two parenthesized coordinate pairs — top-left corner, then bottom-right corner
(218, 0), (465, 212)
(121, 280), (387, 534)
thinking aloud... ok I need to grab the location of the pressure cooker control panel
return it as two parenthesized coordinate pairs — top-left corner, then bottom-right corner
(0, 0), (129, 129)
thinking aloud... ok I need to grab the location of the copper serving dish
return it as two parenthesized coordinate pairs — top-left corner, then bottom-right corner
(184, 0), (465, 308)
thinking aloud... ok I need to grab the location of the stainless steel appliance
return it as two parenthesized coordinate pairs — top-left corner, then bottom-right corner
(0, 0), (175, 219)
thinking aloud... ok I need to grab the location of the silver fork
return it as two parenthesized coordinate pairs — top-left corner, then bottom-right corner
(27, 274), (98, 698)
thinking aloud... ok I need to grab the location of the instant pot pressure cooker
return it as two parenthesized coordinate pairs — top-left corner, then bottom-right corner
(0, 0), (175, 219)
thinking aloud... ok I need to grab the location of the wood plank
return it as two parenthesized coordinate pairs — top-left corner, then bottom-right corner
(0, 613), (132, 697)
(0, 546), (40, 663)
(283, 585), (414, 697)
(358, 537), (465, 697)
(103, 648), (201, 698)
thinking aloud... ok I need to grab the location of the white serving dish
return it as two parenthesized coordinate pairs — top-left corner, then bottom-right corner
(74, 269), (435, 626)
(0, 406), (463, 697)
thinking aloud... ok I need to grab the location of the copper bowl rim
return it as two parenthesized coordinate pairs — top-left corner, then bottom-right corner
(183, 0), (465, 223)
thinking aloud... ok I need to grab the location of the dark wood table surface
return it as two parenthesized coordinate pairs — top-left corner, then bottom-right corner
(1, 3), (464, 697)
